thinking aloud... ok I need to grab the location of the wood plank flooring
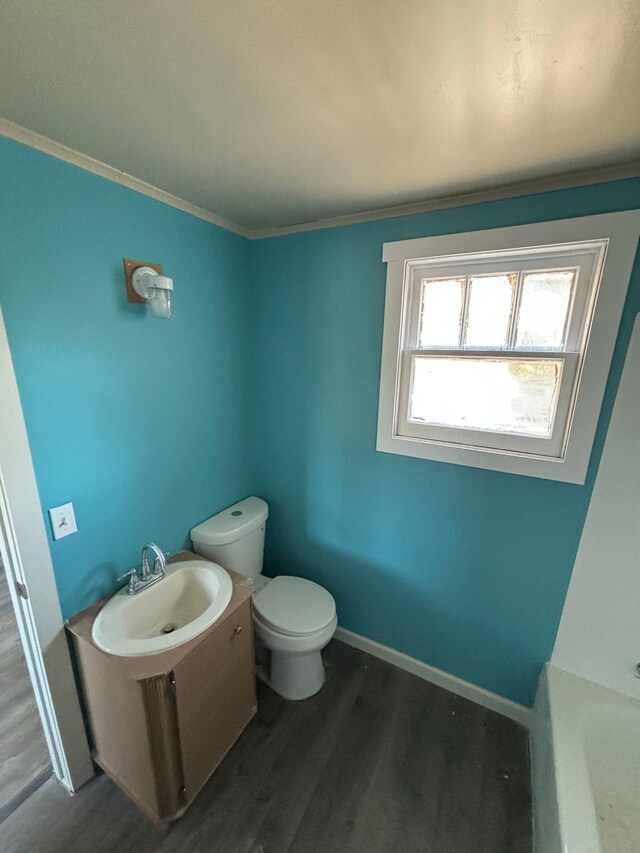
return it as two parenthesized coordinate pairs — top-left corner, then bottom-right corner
(0, 640), (531, 852)
(0, 562), (51, 819)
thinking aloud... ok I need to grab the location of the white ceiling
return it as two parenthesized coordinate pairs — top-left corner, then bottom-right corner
(1, 1), (639, 232)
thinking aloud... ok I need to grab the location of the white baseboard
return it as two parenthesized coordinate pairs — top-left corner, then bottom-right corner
(334, 626), (532, 729)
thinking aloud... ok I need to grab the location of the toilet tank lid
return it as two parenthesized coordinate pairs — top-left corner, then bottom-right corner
(190, 496), (268, 546)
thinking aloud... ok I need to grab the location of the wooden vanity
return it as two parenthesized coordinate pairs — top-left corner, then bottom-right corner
(66, 551), (257, 823)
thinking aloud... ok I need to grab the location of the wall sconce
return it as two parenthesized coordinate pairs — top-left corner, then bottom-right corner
(123, 258), (174, 320)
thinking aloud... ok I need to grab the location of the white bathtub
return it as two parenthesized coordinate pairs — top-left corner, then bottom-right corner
(532, 664), (640, 853)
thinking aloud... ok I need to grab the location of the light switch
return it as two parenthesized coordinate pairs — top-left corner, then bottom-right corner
(49, 502), (78, 540)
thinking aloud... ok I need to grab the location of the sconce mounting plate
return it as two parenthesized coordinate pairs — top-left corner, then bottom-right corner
(123, 258), (163, 304)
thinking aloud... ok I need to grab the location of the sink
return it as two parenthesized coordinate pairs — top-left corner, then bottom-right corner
(92, 560), (233, 656)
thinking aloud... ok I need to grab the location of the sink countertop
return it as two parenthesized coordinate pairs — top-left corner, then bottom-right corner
(66, 551), (254, 680)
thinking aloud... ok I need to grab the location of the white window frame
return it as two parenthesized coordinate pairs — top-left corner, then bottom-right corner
(377, 212), (640, 483)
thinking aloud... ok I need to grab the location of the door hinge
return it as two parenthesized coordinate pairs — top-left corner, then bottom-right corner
(15, 581), (28, 601)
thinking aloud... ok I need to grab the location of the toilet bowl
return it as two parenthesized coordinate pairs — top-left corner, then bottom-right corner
(190, 497), (337, 701)
(252, 575), (337, 700)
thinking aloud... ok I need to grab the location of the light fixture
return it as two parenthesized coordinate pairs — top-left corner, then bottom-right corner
(123, 258), (174, 320)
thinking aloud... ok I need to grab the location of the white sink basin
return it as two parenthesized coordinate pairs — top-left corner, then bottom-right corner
(92, 560), (233, 657)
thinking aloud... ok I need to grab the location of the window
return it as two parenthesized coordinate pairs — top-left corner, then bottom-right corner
(377, 212), (640, 482)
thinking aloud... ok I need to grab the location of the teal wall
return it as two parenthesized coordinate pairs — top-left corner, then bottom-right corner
(252, 180), (640, 706)
(0, 136), (255, 619)
(2, 133), (639, 706)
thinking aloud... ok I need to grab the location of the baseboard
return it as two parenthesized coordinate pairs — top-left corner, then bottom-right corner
(334, 626), (532, 729)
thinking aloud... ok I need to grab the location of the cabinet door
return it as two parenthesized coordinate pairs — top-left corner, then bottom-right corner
(173, 600), (256, 801)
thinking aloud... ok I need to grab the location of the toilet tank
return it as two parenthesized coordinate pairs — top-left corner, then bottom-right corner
(190, 496), (268, 581)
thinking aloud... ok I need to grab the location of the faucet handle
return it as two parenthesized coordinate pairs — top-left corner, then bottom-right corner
(149, 550), (167, 576)
(153, 551), (170, 574)
(117, 568), (140, 593)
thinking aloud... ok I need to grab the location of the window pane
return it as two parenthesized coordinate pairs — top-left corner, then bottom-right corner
(419, 278), (464, 348)
(464, 274), (516, 348)
(515, 271), (574, 350)
(409, 356), (562, 437)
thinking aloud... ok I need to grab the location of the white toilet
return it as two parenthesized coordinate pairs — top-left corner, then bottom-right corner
(190, 496), (337, 700)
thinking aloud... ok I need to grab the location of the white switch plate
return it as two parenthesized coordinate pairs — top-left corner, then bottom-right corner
(49, 502), (78, 540)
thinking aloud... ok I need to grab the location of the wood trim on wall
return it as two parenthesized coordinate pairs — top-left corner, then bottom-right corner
(0, 118), (253, 239)
(2, 117), (640, 241)
(335, 626), (532, 729)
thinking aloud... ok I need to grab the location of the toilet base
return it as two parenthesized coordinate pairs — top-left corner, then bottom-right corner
(253, 612), (337, 701)
(254, 635), (326, 700)
(269, 648), (326, 700)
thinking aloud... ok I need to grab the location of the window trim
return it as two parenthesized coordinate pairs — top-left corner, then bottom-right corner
(377, 211), (640, 483)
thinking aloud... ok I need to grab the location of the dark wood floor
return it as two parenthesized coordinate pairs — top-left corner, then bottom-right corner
(0, 562), (51, 820)
(0, 640), (531, 853)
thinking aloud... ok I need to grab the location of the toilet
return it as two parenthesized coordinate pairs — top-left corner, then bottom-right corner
(190, 496), (337, 700)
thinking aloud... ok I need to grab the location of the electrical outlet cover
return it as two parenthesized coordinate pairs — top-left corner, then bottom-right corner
(49, 502), (78, 540)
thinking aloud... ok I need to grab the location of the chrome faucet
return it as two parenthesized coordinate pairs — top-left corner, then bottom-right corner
(117, 542), (167, 595)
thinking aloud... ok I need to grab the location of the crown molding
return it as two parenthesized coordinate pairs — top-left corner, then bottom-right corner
(2, 116), (639, 242)
(253, 160), (640, 239)
(0, 118), (252, 239)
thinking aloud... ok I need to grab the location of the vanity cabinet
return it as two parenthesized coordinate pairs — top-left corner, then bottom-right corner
(66, 553), (257, 823)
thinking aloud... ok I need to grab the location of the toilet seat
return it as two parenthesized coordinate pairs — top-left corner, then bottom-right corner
(253, 576), (336, 637)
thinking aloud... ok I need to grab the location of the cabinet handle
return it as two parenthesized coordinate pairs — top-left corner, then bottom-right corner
(233, 625), (243, 635)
